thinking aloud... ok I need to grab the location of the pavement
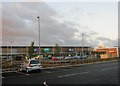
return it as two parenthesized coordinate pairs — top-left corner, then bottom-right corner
(2, 60), (119, 85)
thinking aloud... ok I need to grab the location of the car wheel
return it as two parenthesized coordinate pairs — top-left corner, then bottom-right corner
(39, 69), (42, 72)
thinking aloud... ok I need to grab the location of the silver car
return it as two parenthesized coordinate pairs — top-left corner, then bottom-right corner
(19, 58), (42, 73)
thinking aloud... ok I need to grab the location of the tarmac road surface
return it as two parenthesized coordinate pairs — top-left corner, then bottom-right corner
(2, 60), (119, 85)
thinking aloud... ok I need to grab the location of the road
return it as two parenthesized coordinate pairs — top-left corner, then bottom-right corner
(2, 60), (119, 85)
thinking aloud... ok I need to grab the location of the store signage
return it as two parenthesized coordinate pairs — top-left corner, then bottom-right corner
(44, 48), (50, 52)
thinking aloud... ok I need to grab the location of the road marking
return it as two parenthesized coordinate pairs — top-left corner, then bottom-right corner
(2, 71), (15, 73)
(45, 71), (52, 73)
(28, 71), (52, 76)
(2, 71), (31, 78)
(51, 61), (118, 74)
(2, 75), (22, 78)
(15, 71), (52, 76)
(26, 74), (30, 76)
(58, 71), (90, 78)
(1, 76), (4, 79)
(15, 71), (27, 75)
(86, 62), (118, 69)
(101, 67), (118, 71)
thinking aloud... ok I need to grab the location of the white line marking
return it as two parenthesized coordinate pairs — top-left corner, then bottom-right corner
(101, 67), (118, 71)
(0, 76), (4, 79)
(58, 71), (90, 78)
(26, 74), (30, 76)
(46, 71), (52, 73)
(2, 71), (15, 73)
(15, 71), (27, 75)
(88, 62), (118, 68)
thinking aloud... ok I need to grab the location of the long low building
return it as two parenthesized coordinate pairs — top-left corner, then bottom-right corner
(1, 45), (93, 58)
(1, 46), (119, 59)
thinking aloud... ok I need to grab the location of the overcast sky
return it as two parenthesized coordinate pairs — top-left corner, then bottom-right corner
(1, 0), (118, 47)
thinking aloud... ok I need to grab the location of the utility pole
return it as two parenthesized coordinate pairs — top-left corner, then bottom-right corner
(37, 16), (41, 57)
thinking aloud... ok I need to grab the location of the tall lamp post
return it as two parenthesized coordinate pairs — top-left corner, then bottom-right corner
(82, 33), (84, 58)
(7, 45), (8, 61)
(10, 41), (13, 65)
(75, 40), (78, 56)
(59, 40), (63, 56)
(53, 45), (54, 57)
(37, 16), (41, 57)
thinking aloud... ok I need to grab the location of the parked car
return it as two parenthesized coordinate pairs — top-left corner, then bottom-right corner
(74, 56), (81, 59)
(52, 57), (59, 60)
(16, 55), (23, 60)
(81, 55), (88, 59)
(56, 56), (64, 60)
(42, 57), (49, 60)
(19, 58), (42, 73)
(52, 56), (64, 60)
(64, 56), (73, 60)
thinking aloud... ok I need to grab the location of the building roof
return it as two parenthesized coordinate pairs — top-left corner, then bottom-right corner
(1, 45), (92, 48)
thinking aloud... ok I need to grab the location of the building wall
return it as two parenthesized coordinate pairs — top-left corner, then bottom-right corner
(96, 47), (118, 58)
(2, 46), (93, 57)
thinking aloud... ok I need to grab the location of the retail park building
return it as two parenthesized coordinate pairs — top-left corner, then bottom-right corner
(1, 45), (119, 59)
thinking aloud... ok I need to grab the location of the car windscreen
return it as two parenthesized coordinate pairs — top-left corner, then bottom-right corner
(30, 60), (40, 64)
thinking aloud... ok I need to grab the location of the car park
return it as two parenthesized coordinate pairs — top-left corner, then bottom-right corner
(52, 57), (59, 60)
(74, 56), (81, 59)
(56, 56), (64, 60)
(64, 56), (73, 60)
(52, 56), (64, 60)
(19, 58), (42, 73)
(16, 55), (23, 60)
(80, 55), (88, 59)
(42, 57), (49, 60)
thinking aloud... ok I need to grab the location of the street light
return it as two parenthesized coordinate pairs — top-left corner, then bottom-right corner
(75, 40), (78, 56)
(10, 41), (13, 65)
(6, 45), (8, 61)
(59, 40), (63, 56)
(37, 16), (41, 57)
(53, 45), (54, 57)
(82, 33), (84, 58)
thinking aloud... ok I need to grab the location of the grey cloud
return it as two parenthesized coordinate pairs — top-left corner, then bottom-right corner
(88, 31), (98, 36)
(79, 35), (117, 47)
(94, 37), (117, 47)
(2, 2), (79, 46)
(96, 37), (111, 42)
(40, 19), (79, 45)
(2, 2), (118, 47)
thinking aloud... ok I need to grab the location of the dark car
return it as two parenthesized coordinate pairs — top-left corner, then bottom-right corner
(16, 55), (23, 60)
